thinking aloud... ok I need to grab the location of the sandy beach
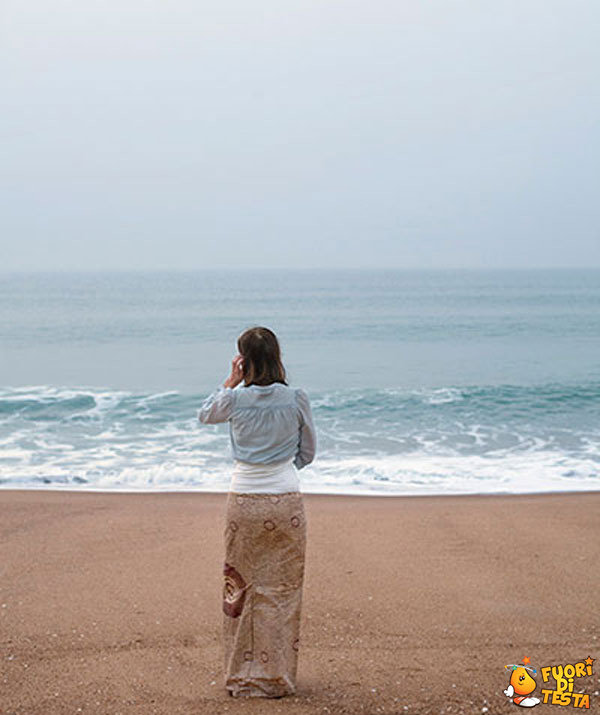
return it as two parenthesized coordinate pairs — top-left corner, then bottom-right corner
(1, 489), (598, 714)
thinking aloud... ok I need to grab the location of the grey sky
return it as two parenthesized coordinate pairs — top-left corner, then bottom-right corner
(1, 0), (599, 271)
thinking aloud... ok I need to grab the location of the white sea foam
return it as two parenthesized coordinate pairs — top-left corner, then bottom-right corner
(2, 382), (599, 495)
(138, 391), (180, 405)
(418, 387), (465, 404)
(1, 448), (598, 495)
(87, 390), (131, 415)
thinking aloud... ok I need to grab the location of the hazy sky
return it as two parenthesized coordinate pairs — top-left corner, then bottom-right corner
(1, 0), (599, 271)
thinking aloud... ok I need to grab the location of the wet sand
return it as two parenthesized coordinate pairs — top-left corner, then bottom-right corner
(1, 489), (599, 714)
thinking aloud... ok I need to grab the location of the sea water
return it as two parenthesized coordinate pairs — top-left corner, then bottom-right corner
(1, 268), (599, 495)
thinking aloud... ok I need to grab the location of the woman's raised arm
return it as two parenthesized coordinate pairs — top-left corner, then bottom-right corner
(198, 386), (234, 424)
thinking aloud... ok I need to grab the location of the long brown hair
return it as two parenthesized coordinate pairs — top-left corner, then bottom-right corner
(237, 326), (288, 387)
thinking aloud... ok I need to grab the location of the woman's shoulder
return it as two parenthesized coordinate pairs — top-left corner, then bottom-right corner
(275, 384), (310, 397)
(292, 386), (310, 407)
(233, 382), (293, 405)
(233, 382), (308, 407)
(266, 383), (308, 405)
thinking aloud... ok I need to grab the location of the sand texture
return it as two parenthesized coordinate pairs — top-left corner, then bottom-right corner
(1, 489), (599, 714)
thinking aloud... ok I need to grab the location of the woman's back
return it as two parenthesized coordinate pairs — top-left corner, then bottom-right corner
(198, 382), (316, 469)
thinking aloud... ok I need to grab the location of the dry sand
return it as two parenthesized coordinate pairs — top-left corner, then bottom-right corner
(1, 489), (598, 714)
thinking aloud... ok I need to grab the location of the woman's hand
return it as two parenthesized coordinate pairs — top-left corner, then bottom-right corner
(223, 355), (244, 389)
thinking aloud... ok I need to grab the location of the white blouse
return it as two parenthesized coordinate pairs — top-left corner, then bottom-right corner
(229, 457), (300, 494)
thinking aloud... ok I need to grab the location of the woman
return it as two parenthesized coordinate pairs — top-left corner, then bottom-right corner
(198, 326), (317, 698)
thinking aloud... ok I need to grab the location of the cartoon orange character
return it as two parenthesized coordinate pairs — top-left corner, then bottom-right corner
(503, 657), (540, 707)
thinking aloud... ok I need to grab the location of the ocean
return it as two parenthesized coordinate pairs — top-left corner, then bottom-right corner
(1, 268), (599, 496)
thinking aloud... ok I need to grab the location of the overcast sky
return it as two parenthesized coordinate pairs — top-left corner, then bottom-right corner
(1, 0), (599, 271)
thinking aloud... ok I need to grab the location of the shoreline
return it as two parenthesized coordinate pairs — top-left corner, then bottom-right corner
(1, 489), (598, 714)
(2, 486), (599, 498)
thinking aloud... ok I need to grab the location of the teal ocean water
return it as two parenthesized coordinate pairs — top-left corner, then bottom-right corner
(1, 269), (599, 495)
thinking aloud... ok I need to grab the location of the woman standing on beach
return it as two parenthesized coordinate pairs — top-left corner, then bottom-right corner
(198, 326), (317, 698)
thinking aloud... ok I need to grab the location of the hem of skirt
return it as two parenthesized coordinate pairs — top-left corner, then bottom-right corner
(226, 676), (296, 698)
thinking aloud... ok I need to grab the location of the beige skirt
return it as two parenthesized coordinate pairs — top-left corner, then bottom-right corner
(222, 490), (307, 697)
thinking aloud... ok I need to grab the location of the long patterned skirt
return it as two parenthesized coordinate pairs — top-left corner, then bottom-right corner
(222, 490), (307, 698)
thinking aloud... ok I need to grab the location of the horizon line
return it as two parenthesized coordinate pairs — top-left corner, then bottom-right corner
(1, 265), (599, 274)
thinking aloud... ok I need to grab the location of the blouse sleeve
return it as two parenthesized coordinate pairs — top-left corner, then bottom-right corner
(293, 388), (317, 470)
(197, 386), (234, 424)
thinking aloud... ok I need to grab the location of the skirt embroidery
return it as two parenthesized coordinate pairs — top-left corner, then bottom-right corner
(222, 490), (307, 698)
